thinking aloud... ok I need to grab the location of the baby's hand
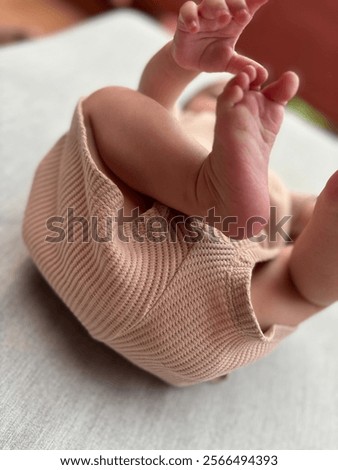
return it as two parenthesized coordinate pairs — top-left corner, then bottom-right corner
(172, 0), (268, 86)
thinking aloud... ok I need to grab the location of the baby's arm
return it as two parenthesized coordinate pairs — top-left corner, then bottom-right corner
(138, 41), (199, 112)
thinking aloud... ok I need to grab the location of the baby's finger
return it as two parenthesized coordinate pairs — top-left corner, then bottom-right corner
(242, 64), (257, 83)
(226, 0), (247, 13)
(233, 71), (251, 91)
(199, 0), (231, 20)
(226, 0), (251, 24)
(178, 1), (199, 32)
(249, 62), (268, 88)
(227, 53), (268, 87)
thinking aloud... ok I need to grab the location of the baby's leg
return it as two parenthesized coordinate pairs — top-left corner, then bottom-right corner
(85, 66), (298, 239)
(251, 173), (338, 331)
(289, 172), (338, 308)
(251, 247), (319, 332)
(83, 86), (208, 217)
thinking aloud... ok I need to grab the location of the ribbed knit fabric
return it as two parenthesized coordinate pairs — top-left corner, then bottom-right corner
(23, 98), (296, 386)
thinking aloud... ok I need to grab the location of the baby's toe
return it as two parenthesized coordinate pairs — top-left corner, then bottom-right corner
(262, 71), (299, 105)
(218, 73), (250, 108)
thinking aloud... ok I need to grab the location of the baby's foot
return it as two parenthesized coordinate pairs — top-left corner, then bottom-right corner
(173, 0), (269, 84)
(196, 65), (299, 238)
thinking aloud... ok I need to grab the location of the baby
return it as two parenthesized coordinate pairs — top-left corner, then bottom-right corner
(23, 0), (338, 386)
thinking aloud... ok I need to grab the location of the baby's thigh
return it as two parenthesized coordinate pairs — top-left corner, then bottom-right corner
(83, 88), (154, 216)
